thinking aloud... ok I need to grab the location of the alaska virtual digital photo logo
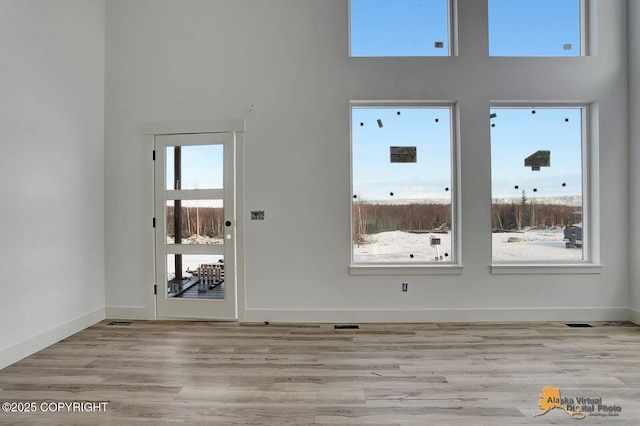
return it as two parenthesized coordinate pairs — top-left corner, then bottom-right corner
(534, 386), (622, 419)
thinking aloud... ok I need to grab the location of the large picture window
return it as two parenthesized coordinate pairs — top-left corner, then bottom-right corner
(351, 104), (455, 265)
(350, 0), (453, 57)
(490, 106), (587, 263)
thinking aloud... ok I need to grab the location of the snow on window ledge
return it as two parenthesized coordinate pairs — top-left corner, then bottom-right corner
(349, 264), (463, 275)
(491, 263), (602, 275)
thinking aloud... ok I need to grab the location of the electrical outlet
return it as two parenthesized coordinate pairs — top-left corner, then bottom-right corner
(402, 283), (408, 292)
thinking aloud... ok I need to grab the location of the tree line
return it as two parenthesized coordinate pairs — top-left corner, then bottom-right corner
(166, 206), (224, 239)
(492, 191), (580, 230)
(353, 202), (451, 245)
(352, 192), (581, 244)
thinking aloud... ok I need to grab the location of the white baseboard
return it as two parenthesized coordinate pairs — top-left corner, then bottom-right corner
(105, 306), (149, 320)
(629, 308), (640, 325)
(0, 307), (105, 370)
(244, 308), (630, 324)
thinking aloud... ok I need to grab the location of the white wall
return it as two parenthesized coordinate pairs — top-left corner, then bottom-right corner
(105, 0), (630, 322)
(629, 1), (640, 324)
(0, 0), (106, 368)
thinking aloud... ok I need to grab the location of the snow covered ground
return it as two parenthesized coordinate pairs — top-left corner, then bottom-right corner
(167, 235), (223, 245)
(354, 231), (452, 263)
(492, 227), (582, 261)
(353, 227), (583, 262)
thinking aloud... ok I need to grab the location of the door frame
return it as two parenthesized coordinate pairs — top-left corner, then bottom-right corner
(144, 120), (246, 321)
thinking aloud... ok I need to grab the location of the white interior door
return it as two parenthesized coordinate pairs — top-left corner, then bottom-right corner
(154, 132), (236, 319)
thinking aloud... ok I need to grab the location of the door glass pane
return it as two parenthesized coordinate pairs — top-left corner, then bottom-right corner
(166, 145), (223, 190)
(166, 199), (224, 244)
(166, 254), (225, 299)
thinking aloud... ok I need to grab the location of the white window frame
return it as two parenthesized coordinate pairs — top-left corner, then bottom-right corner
(489, 102), (601, 274)
(348, 0), (458, 57)
(349, 101), (462, 275)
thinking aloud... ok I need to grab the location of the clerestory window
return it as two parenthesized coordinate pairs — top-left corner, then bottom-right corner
(350, 0), (454, 57)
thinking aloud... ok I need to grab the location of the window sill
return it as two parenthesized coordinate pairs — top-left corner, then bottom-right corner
(491, 263), (602, 275)
(349, 264), (463, 275)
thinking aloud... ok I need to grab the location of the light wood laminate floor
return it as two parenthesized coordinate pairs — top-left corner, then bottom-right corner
(0, 320), (639, 425)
